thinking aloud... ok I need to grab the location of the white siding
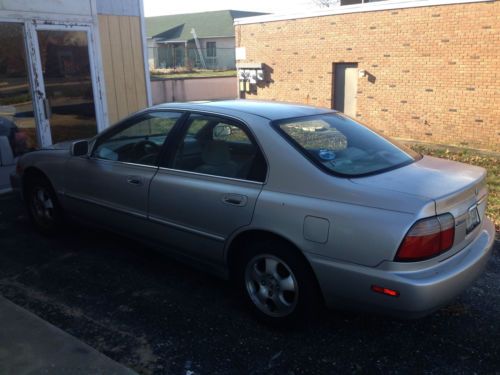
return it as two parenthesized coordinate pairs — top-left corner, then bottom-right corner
(0, 0), (92, 16)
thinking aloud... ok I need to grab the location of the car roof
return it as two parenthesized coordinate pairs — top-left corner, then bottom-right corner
(153, 100), (334, 121)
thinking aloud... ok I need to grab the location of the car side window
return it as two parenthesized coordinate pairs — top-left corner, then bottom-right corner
(93, 111), (182, 166)
(172, 114), (267, 182)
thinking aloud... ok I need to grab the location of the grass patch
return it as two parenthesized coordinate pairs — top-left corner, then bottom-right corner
(151, 69), (237, 79)
(410, 144), (499, 232)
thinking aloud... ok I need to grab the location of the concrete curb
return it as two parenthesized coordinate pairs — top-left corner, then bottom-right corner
(0, 296), (137, 375)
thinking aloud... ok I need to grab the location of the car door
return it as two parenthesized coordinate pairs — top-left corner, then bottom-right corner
(62, 110), (184, 234)
(147, 113), (268, 265)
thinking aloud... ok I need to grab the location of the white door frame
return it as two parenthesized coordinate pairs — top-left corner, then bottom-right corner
(29, 21), (107, 147)
(24, 21), (52, 146)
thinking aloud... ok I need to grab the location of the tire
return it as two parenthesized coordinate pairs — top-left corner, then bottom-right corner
(25, 176), (63, 235)
(235, 238), (322, 327)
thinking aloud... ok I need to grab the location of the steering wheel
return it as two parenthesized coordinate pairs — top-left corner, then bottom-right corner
(133, 140), (159, 160)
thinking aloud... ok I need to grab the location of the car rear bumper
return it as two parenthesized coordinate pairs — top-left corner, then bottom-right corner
(308, 218), (496, 318)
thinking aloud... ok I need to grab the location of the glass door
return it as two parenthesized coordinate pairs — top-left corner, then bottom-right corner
(0, 22), (37, 155)
(0, 21), (105, 150)
(34, 26), (98, 144)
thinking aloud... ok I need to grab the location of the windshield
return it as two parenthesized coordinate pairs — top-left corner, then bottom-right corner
(274, 113), (420, 177)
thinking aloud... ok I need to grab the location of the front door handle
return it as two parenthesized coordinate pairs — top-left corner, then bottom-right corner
(222, 193), (248, 207)
(127, 176), (143, 186)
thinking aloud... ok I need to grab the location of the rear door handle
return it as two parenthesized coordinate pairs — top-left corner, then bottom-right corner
(127, 176), (143, 186)
(222, 194), (248, 207)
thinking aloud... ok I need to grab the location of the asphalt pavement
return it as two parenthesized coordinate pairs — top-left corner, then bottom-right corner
(0, 192), (499, 374)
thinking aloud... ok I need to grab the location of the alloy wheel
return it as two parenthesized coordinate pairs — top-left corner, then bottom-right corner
(30, 186), (55, 229)
(244, 254), (299, 317)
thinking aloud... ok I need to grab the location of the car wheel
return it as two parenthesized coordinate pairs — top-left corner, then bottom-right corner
(25, 177), (63, 235)
(237, 239), (321, 326)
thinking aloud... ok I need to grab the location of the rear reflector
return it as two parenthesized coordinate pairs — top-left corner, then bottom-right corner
(395, 213), (455, 262)
(371, 285), (399, 297)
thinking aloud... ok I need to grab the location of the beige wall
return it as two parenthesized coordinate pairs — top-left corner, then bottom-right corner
(98, 14), (148, 125)
(236, 1), (500, 151)
(151, 76), (237, 104)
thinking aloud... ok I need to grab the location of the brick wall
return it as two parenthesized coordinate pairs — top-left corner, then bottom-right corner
(236, 1), (500, 151)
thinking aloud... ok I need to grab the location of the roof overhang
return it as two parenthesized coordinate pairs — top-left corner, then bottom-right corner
(234, 0), (494, 25)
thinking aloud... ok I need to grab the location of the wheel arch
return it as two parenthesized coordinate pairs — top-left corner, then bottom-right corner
(22, 167), (54, 198)
(226, 229), (323, 297)
(226, 228), (327, 313)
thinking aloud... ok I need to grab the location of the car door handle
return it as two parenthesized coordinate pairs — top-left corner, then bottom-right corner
(127, 176), (143, 186)
(222, 194), (248, 207)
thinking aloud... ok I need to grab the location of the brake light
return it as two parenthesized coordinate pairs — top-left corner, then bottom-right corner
(395, 214), (455, 262)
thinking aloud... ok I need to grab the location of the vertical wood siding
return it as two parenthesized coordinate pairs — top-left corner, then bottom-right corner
(98, 14), (147, 125)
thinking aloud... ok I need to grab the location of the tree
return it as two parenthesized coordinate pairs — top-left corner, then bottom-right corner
(312, 0), (340, 7)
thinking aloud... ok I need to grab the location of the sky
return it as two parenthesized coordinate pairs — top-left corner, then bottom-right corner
(143, 0), (319, 17)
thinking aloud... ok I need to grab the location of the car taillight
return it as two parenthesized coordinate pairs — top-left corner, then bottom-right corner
(395, 213), (455, 262)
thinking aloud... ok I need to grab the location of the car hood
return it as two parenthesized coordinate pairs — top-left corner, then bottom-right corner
(350, 156), (486, 202)
(43, 140), (85, 151)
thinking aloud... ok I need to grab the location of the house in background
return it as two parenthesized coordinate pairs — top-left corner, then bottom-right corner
(146, 10), (266, 70)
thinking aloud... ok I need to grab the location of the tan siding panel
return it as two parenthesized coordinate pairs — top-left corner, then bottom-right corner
(98, 15), (118, 125)
(119, 16), (139, 112)
(98, 15), (148, 125)
(129, 16), (147, 108)
(107, 15), (129, 120)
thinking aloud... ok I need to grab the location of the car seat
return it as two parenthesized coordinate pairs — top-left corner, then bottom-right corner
(194, 141), (238, 178)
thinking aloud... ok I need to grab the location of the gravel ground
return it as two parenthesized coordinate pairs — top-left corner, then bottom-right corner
(0, 192), (499, 375)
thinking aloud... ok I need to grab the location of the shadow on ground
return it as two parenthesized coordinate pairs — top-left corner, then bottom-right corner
(0, 193), (499, 374)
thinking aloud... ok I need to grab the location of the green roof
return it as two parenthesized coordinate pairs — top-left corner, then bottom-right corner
(146, 10), (266, 41)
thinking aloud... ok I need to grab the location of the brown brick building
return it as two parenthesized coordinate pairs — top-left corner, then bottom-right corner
(234, 0), (500, 151)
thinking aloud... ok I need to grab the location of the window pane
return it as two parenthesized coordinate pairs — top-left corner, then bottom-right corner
(0, 23), (37, 155)
(173, 115), (266, 181)
(277, 114), (418, 176)
(37, 30), (97, 143)
(94, 112), (181, 166)
(206, 42), (216, 57)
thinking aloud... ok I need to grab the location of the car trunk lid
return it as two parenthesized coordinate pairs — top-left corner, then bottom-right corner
(351, 156), (488, 257)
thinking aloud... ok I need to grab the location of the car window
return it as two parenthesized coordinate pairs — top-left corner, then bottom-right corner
(93, 111), (182, 166)
(275, 113), (419, 177)
(186, 118), (210, 137)
(171, 114), (267, 182)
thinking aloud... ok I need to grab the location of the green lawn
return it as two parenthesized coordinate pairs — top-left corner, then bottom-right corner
(410, 144), (499, 232)
(151, 70), (237, 79)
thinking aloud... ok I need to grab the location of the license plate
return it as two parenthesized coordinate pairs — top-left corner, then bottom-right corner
(466, 204), (481, 234)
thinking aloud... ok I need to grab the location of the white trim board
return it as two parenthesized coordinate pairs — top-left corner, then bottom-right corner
(90, 0), (110, 129)
(234, 0), (495, 25)
(0, 11), (92, 23)
(139, 0), (153, 107)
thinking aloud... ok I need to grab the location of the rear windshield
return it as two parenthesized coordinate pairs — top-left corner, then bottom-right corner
(274, 113), (420, 177)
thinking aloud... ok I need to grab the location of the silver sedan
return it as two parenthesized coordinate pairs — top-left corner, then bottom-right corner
(11, 101), (495, 325)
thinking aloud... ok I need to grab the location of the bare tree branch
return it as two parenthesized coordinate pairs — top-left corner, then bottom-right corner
(311, 0), (340, 7)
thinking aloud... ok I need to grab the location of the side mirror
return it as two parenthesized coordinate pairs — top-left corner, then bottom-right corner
(71, 140), (89, 157)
